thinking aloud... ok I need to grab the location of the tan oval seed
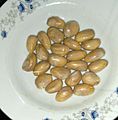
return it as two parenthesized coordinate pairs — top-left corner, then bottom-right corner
(84, 48), (105, 62)
(50, 67), (71, 80)
(37, 31), (51, 50)
(45, 79), (63, 93)
(56, 86), (73, 102)
(22, 53), (37, 72)
(64, 20), (80, 37)
(66, 60), (88, 71)
(47, 16), (65, 29)
(67, 50), (87, 61)
(64, 38), (81, 50)
(35, 73), (52, 89)
(47, 27), (64, 43)
(26, 35), (38, 53)
(76, 29), (95, 43)
(88, 59), (108, 73)
(33, 61), (50, 76)
(65, 71), (82, 86)
(82, 72), (100, 86)
(36, 44), (49, 60)
(49, 54), (67, 66)
(51, 44), (70, 56)
(81, 38), (101, 50)
(74, 84), (95, 96)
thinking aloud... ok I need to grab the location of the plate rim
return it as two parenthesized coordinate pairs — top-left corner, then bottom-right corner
(0, 0), (118, 120)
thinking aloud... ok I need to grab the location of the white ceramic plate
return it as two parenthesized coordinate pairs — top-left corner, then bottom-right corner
(0, 0), (118, 120)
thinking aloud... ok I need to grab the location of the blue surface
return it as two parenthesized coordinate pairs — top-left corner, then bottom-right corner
(18, 3), (25, 12)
